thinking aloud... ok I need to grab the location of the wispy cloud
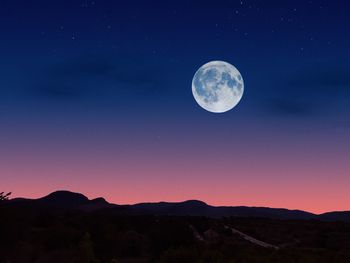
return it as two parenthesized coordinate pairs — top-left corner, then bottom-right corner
(31, 54), (167, 101)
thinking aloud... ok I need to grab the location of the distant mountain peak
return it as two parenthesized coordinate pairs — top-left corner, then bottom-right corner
(42, 190), (88, 199)
(33, 191), (115, 211)
(38, 190), (89, 207)
(90, 197), (109, 204)
(182, 200), (208, 206)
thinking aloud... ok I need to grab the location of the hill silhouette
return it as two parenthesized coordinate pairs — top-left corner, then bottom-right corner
(2, 190), (350, 262)
(5, 190), (350, 221)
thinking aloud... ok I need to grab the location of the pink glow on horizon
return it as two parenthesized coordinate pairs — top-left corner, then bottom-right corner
(3, 146), (350, 214)
(5, 173), (350, 214)
(2, 125), (350, 214)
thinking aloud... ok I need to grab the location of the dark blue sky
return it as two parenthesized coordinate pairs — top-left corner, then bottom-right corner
(1, 0), (349, 119)
(1, 0), (350, 212)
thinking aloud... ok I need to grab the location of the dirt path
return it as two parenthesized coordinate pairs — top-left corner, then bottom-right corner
(225, 225), (279, 250)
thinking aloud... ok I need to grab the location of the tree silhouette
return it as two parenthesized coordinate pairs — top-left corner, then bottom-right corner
(0, 192), (11, 201)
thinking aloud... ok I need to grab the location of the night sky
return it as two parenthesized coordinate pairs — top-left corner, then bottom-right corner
(1, 0), (350, 213)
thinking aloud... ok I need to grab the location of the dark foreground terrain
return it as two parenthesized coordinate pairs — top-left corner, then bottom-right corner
(1, 191), (350, 263)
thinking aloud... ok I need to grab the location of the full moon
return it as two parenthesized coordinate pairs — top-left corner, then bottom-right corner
(192, 61), (244, 113)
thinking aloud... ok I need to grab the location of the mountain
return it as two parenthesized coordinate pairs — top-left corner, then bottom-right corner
(80, 197), (116, 211)
(4, 190), (350, 221)
(128, 200), (315, 219)
(37, 191), (89, 207)
(319, 211), (350, 222)
(130, 200), (211, 216)
(7, 190), (116, 212)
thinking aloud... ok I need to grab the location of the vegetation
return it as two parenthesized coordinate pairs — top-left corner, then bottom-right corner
(1, 203), (350, 262)
(0, 192), (11, 202)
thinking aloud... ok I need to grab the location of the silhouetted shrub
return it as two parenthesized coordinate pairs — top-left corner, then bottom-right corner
(0, 192), (11, 201)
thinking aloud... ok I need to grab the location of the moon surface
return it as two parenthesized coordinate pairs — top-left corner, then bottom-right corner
(192, 61), (244, 113)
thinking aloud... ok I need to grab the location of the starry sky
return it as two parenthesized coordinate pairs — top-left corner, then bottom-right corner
(1, 0), (350, 213)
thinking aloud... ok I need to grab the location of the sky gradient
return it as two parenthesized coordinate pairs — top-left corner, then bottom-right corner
(1, 0), (350, 213)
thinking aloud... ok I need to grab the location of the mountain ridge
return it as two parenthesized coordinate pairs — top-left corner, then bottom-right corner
(5, 190), (349, 221)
